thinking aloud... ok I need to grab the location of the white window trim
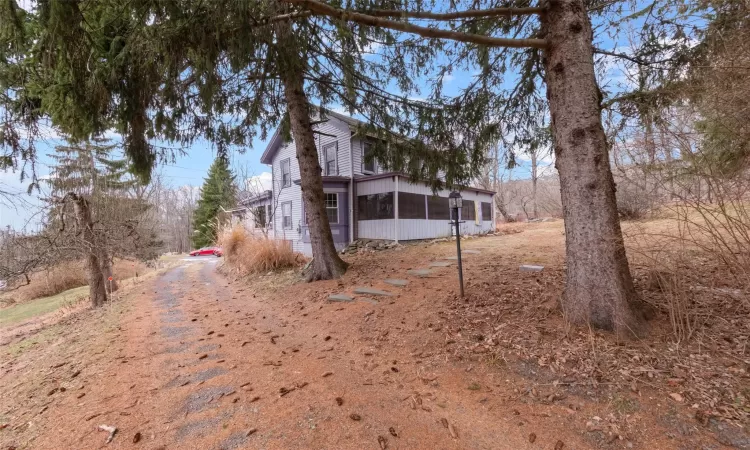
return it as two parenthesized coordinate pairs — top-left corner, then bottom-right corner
(325, 193), (339, 224)
(282, 201), (293, 230)
(362, 141), (376, 174)
(324, 141), (338, 176)
(280, 158), (291, 187)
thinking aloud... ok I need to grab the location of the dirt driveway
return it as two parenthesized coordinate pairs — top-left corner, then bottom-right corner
(0, 223), (744, 449)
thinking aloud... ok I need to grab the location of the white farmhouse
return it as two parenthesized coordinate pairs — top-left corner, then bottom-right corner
(233, 110), (495, 255)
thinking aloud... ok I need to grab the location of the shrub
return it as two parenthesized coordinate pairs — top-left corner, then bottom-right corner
(219, 226), (304, 275)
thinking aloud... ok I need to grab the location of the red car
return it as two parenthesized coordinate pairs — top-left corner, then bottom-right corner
(190, 247), (220, 256)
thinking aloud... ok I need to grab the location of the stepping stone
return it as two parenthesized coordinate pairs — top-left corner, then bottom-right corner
(407, 269), (433, 278)
(463, 249), (481, 254)
(444, 256), (460, 260)
(384, 279), (409, 287)
(520, 265), (544, 272)
(354, 287), (394, 297)
(328, 294), (354, 302)
(429, 261), (452, 267)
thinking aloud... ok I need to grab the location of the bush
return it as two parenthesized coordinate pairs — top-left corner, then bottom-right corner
(219, 226), (304, 275)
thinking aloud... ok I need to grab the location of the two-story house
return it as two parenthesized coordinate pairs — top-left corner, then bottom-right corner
(238, 110), (495, 256)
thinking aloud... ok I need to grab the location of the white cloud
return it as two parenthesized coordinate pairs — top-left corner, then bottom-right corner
(245, 171), (273, 193)
(443, 73), (455, 83)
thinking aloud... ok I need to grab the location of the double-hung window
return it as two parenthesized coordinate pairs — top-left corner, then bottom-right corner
(280, 158), (291, 187)
(362, 142), (375, 174)
(282, 202), (292, 230)
(325, 193), (338, 224)
(323, 142), (338, 176)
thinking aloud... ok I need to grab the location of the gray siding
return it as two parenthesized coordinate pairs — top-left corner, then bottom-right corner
(269, 114), (354, 255)
(351, 136), (384, 176)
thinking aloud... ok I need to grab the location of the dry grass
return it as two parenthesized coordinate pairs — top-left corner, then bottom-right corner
(2, 259), (150, 305)
(219, 226), (305, 275)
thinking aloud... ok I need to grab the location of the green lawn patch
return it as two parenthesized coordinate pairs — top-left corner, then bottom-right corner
(0, 286), (88, 328)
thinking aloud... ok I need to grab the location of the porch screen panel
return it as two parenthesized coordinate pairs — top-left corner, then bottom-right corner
(462, 200), (476, 221)
(398, 192), (426, 219)
(481, 202), (492, 220)
(427, 195), (450, 220)
(357, 192), (394, 220)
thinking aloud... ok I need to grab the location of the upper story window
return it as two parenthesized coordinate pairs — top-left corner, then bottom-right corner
(324, 142), (338, 176)
(280, 158), (291, 187)
(362, 142), (375, 174)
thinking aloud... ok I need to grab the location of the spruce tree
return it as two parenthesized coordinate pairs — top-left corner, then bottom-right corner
(0, 0), (493, 282)
(192, 157), (236, 249)
(0, 0), (722, 332)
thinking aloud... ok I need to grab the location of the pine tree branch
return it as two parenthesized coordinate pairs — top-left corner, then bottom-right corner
(268, 10), (312, 22)
(282, 0), (549, 49)
(594, 48), (674, 66)
(363, 7), (544, 20)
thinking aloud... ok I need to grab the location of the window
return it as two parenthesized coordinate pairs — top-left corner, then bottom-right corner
(481, 202), (492, 221)
(324, 142), (338, 175)
(358, 192), (394, 220)
(280, 158), (291, 187)
(398, 192), (426, 219)
(362, 142), (375, 173)
(282, 202), (292, 229)
(427, 195), (450, 220)
(266, 205), (273, 229)
(462, 199), (476, 221)
(325, 193), (338, 224)
(254, 206), (266, 228)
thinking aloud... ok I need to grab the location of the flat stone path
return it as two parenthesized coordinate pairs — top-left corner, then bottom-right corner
(353, 287), (394, 297)
(330, 245), (484, 302)
(407, 269), (433, 277)
(520, 265), (544, 272)
(328, 294), (354, 302)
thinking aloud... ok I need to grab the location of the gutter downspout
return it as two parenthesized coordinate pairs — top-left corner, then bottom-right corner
(394, 175), (399, 243)
(349, 130), (355, 243)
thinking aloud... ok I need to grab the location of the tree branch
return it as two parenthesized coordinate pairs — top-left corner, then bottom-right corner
(363, 7), (544, 20)
(268, 10), (312, 22)
(283, 0), (549, 49)
(594, 48), (674, 66)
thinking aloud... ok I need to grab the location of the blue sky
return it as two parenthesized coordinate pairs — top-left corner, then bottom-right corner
(1, 3), (648, 231)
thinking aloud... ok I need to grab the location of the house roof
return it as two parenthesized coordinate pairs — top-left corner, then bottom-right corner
(237, 189), (272, 206)
(259, 108), (368, 165)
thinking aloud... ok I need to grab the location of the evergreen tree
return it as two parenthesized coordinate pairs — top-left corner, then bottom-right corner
(192, 157), (236, 249)
(0, 0), (494, 282)
(0, 0), (723, 332)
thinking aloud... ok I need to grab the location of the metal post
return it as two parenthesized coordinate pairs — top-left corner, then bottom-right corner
(454, 207), (464, 297)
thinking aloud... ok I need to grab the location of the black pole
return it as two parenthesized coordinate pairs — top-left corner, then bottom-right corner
(454, 207), (464, 297)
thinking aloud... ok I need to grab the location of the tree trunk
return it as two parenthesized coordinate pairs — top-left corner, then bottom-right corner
(275, 18), (348, 281)
(531, 151), (539, 219)
(541, 0), (643, 335)
(98, 241), (118, 293)
(71, 194), (108, 307)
